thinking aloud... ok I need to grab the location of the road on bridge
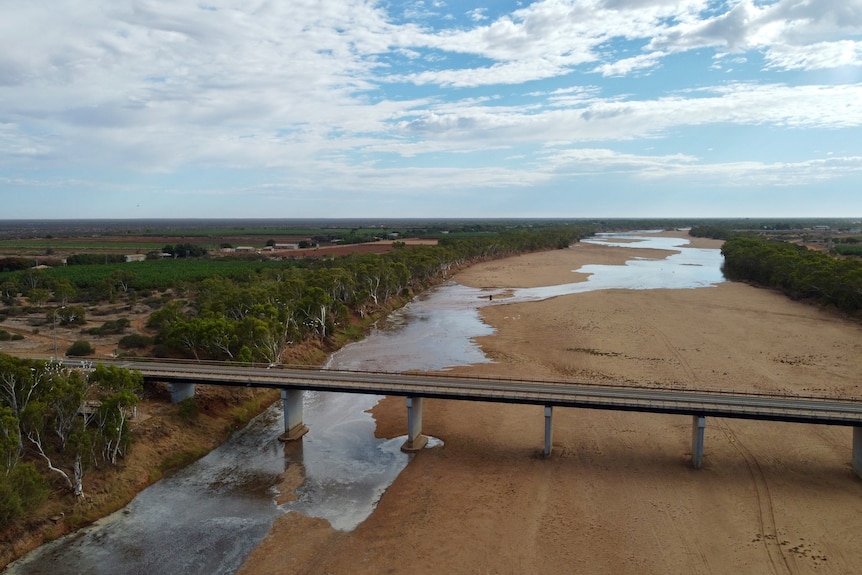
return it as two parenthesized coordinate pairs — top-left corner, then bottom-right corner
(99, 359), (862, 427)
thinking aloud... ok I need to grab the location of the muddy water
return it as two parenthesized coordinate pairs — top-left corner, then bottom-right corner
(3, 232), (724, 575)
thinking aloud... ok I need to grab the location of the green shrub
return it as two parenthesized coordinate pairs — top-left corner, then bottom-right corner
(66, 340), (95, 357)
(176, 397), (199, 423)
(118, 333), (154, 349)
(0, 463), (50, 526)
(87, 318), (130, 336)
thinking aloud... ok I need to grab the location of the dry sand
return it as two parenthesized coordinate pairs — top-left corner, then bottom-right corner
(239, 231), (862, 575)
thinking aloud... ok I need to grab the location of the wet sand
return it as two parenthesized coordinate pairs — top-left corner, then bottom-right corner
(239, 231), (862, 575)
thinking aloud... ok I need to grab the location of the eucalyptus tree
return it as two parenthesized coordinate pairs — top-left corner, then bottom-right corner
(88, 364), (142, 466)
(18, 362), (90, 498)
(0, 406), (21, 473)
(0, 358), (143, 498)
(52, 279), (76, 306)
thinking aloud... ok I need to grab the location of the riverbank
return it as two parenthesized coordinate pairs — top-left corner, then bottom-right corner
(0, 383), (280, 570)
(239, 230), (862, 574)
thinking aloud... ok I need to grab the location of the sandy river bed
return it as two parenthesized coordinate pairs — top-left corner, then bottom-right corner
(239, 231), (862, 575)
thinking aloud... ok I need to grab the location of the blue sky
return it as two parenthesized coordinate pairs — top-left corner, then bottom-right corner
(1, 0), (861, 219)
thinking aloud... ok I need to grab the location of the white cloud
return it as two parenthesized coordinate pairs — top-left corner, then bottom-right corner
(543, 147), (862, 186)
(593, 52), (666, 76)
(651, 0), (862, 70)
(764, 40), (862, 70)
(0, 0), (860, 218)
(467, 8), (488, 22)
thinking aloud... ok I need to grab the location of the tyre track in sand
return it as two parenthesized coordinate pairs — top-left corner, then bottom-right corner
(645, 323), (714, 572)
(649, 321), (795, 574)
(716, 420), (794, 574)
(650, 322), (793, 573)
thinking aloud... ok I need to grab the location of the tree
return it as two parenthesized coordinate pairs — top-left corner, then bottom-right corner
(0, 280), (19, 305)
(0, 356), (48, 454)
(0, 406), (21, 474)
(237, 317), (283, 364)
(19, 270), (44, 291)
(27, 288), (51, 308)
(109, 270), (137, 294)
(146, 300), (186, 331)
(200, 316), (239, 360)
(21, 397), (87, 498)
(166, 319), (206, 361)
(88, 365), (142, 465)
(44, 370), (89, 452)
(297, 287), (332, 339)
(47, 305), (86, 327)
(53, 280), (76, 306)
(9, 361), (142, 498)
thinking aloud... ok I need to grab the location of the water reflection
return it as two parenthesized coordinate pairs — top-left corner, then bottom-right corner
(327, 232), (725, 373)
(281, 392), (408, 531)
(513, 233), (725, 300)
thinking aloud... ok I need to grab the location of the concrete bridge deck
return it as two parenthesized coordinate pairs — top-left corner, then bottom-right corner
(122, 360), (862, 426)
(90, 359), (862, 475)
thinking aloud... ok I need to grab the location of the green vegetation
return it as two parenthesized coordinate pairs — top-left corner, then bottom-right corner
(833, 244), (862, 257)
(66, 340), (95, 356)
(689, 225), (735, 240)
(0, 357), (142, 524)
(118, 333), (154, 349)
(1, 223), (590, 363)
(87, 318), (130, 336)
(722, 236), (862, 314)
(176, 397), (199, 423)
(0, 463), (50, 525)
(150, 448), (211, 482)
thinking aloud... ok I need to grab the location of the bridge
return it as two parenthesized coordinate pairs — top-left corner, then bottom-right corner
(106, 359), (862, 476)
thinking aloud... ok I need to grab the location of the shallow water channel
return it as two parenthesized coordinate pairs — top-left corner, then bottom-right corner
(4, 233), (725, 575)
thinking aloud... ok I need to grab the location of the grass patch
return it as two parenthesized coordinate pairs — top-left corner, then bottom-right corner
(150, 448), (211, 483)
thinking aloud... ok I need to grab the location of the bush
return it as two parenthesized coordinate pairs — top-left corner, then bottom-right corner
(118, 333), (154, 349)
(87, 318), (130, 335)
(0, 463), (50, 526)
(176, 397), (199, 423)
(66, 340), (95, 357)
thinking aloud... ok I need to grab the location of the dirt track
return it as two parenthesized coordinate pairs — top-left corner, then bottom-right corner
(241, 231), (862, 574)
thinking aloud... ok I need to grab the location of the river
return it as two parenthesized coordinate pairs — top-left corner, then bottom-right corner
(3, 232), (725, 575)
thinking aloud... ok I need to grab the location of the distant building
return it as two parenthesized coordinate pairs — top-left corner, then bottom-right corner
(812, 225), (830, 232)
(274, 243), (299, 250)
(235, 246), (255, 253)
(125, 254), (146, 263)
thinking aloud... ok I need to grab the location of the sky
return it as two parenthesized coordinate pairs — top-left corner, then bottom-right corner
(1, 0), (862, 220)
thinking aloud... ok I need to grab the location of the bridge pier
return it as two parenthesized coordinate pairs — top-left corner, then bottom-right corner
(691, 415), (706, 469)
(168, 383), (195, 403)
(544, 406), (554, 457)
(278, 389), (308, 442)
(853, 428), (862, 479)
(401, 397), (428, 452)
